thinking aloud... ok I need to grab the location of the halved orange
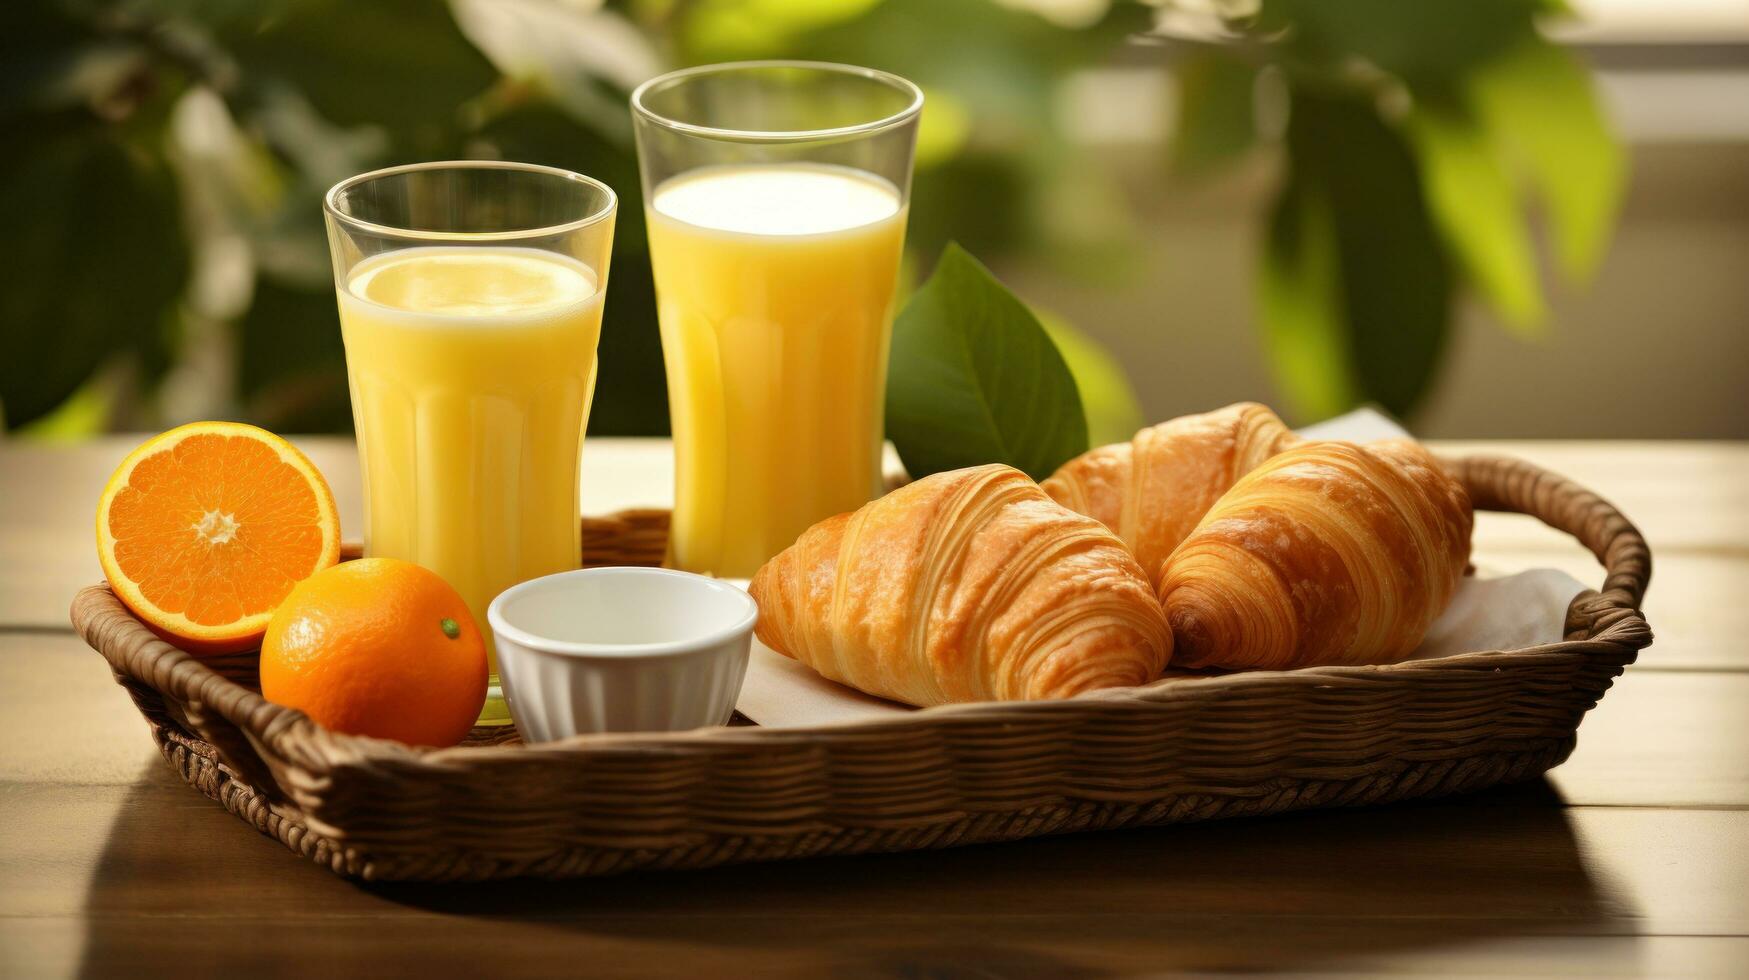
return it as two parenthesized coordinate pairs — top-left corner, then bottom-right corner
(96, 422), (341, 654)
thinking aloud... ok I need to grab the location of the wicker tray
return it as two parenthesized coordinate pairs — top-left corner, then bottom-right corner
(70, 454), (1652, 882)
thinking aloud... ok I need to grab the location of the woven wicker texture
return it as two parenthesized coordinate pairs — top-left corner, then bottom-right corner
(72, 454), (1652, 881)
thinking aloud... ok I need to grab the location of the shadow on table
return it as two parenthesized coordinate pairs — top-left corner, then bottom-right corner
(75, 769), (1639, 977)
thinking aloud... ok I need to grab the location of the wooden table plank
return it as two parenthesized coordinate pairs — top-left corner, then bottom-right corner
(1439, 441), (1749, 553)
(11, 925), (1749, 980)
(3, 774), (1747, 974)
(0, 635), (160, 786)
(1552, 670), (1749, 806)
(6, 917), (1741, 979)
(1481, 549), (1748, 672)
(13, 436), (1736, 550)
(0, 770), (1741, 930)
(5, 439), (1743, 654)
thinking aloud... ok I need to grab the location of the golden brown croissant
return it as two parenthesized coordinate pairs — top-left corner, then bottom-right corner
(749, 464), (1170, 706)
(1041, 402), (1302, 585)
(1160, 439), (1473, 670)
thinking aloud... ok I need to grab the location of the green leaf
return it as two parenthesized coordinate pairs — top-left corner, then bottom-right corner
(1261, 0), (1538, 81)
(764, 0), (1150, 130)
(1035, 309), (1146, 447)
(905, 152), (1029, 262)
(0, 3), (137, 119)
(1405, 92), (1545, 334)
(0, 118), (188, 429)
(588, 250), (670, 437)
(913, 85), (972, 169)
(215, 0), (497, 152)
(1259, 178), (1357, 419)
(238, 275), (352, 432)
(1259, 88), (1453, 420)
(678, 0), (885, 63)
(887, 243), (1089, 480)
(1170, 53), (1258, 178)
(1471, 35), (1624, 282)
(14, 372), (115, 442)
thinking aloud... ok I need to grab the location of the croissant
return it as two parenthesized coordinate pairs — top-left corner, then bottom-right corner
(1042, 402), (1301, 585)
(749, 464), (1170, 706)
(1161, 439), (1473, 671)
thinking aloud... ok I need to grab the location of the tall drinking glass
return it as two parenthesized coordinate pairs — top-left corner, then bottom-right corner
(631, 61), (921, 578)
(324, 161), (616, 725)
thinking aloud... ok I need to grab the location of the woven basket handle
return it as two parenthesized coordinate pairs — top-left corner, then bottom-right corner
(70, 586), (296, 799)
(1450, 454), (1653, 650)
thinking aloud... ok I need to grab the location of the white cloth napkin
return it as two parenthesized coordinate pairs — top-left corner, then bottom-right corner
(732, 408), (1588, 729)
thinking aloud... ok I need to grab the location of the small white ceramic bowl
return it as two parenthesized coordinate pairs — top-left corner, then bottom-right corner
(487, 567), (757, 742)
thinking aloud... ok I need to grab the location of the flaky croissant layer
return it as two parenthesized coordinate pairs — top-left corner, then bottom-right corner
(1042, 402), (1301, 587)
(1160, 440), (1473, 671)
(750, 464), (1171, 706)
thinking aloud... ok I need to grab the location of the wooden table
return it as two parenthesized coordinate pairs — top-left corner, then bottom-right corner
(2, 437), (1746, 978)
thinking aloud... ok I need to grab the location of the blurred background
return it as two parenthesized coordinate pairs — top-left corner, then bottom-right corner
(4, 0), (1746, 443)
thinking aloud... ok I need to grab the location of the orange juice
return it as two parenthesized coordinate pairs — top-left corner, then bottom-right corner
(647, 163), (907, 578)
(337, 246), (603, 674)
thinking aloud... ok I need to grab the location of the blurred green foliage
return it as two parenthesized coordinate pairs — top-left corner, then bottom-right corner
(1, 0), (1146, 437)
(1, 0), (1621, 437)
(1166, 0), (1624, 419)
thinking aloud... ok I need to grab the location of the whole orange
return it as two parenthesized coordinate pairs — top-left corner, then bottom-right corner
(260, 558), (487, 747)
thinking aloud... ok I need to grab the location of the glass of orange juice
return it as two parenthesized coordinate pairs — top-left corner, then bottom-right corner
(323, 161), (616, 725)
(631, 62), (921, 579)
